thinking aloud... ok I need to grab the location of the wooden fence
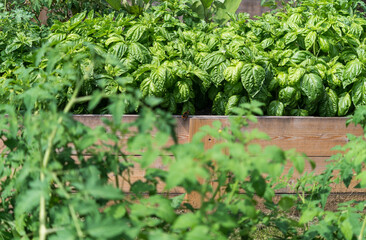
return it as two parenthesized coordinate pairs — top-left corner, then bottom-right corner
(74, 115), (365, 209)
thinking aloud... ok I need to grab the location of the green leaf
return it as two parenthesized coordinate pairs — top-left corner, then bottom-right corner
(70, 11), (86, 27)
(279, 87), (301, 108)
(318, 35), (330, 52)
(300, 73), (324, 103)
(185, 226), (209, 240)
(241, 64), (266, 98)
(299, 208), (319, 224)
(352, 78), (366, 106)
(224, 82), (244, 96)
(341, 219), (353, 240)
(261, 38), (274, 49)
(171, 194), (186, 209)
(140, 78), (156, 97)
(305, 31), (317, 50)
(129, 42), (150, 64)
(126, 24), (147, 42)
(225, 95), (240, 115)
(106, 0), (122, 10)
(267, 100), (284, 116)
(338, 92), (352, 116)
(201, 0), (214, 9)
(202, 52), (226, 71)
(349, 22), (363, 38)
(278, 196), (296, 211)
(174, 81), (191, 103)
(319, 88), (338, 117)
(288, 67), (306, 86)
(47, 33), (66, 46)
(284, 32), (297, 45)
(88, 90), (103, 111)
(290, 109), (309, 116)
(291, 50), (313, 64)
(87, 185), (124, 200)
(212, 92), (227, 115)
(151, 66), (173, 89)
(252, 173), (266, 197)
(214, 0), (242, 24)
(343, 59), (363, 88)
(5, 43), (22, 54)
(224, 61), (244, 83)
(131, 196), (176, 223)
(327, 62), (344, 88)
(106, 36), (124, 47)
(210, 61), (229, 87)
(87, 219), (127, 238)
(182, 101), (195, 115)
(15, 180), (46, 216)
(172, 213), (199, 230)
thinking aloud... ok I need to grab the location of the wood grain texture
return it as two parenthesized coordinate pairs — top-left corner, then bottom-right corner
(73, 115), (190, 146)
(189, 116), (364, 157)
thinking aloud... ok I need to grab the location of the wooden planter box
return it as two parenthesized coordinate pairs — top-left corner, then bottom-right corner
(73, 115), (364, 208)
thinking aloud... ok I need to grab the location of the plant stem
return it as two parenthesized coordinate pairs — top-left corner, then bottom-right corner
(358, 214), (366, 240)
(39, 81), (83, 240)
(226, 179), (239, 204)
(52, 173), (84, 238)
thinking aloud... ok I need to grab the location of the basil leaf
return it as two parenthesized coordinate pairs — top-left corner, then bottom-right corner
(279, 86), (301, 108)
(268, 100), (284, 116)
(241, 64), (266, 97)
(224, 61), (244, 83)
(288, 67), (306, 86)
(224, 82), (244, 96)
(300, 73), (324, 103)
(343, 59), (363, 88)
(210, 61), (229, 87)
(202, 52), (226, 71)
(351, 78), (366, 107)
(290, 109), (309, 116)
(129, 42), (150, 64)
(284, 32), (297, 45)
(319, 88), (338, 117)
(174, 80), (191, 103)
(338, 92), (352, 116)
(212, 92), (227, 115)
(140, 78), (155, 97)
(305, 31), (317, 50)
(126, 24), (147, 42)
(291, 50), (313, 64)
(261, 38), (274, 49)
(327, 62), (344, 88)
(225, 95), (240, 115)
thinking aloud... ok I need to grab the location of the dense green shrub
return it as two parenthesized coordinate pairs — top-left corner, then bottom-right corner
(2, 0), (366, 115)
(2, 45), (366, 239)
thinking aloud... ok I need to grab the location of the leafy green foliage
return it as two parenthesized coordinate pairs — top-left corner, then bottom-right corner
(6, 0), (111, 24)
(2, 0), (366, 115)
(2, 28), (366, 239)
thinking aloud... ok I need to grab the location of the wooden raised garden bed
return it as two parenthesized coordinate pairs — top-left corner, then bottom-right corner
(71, 115), (365, 208)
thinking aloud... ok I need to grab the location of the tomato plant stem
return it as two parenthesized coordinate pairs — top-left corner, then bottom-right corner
(358, 214), (366, 240)
(39, 80), (84, 240)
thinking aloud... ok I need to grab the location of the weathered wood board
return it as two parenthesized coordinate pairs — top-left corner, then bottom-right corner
(71, 115), (365, 207)
(2, 115), (360, 207)
(189, 116), (364, 157)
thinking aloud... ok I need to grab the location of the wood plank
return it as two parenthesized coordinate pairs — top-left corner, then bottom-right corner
(73, 115), (190, 146)
(189, 116), (364, 157)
